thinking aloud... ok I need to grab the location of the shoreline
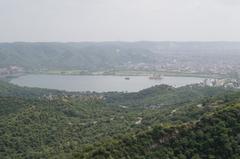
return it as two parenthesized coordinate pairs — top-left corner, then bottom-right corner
(24, 70), (223, 79)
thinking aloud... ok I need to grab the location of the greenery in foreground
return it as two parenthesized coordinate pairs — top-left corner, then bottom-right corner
(77, 104), (240, 159)
(0, 81), (240, 158)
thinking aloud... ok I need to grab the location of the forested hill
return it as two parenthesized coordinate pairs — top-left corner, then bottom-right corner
(0, 81), (240, 158)
(0, 42), (156, 70)
(78, 104), (240, 159)
(1, 42), (240, 70)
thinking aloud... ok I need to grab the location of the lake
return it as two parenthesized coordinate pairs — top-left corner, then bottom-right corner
(11, 75), (204, 92)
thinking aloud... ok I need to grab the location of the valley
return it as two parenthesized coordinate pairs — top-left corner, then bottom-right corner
(1, 0), (240, 158)
(0, 42), (240, 159)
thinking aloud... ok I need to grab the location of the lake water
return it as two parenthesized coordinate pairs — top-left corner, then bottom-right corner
(11, 75), (204, 92)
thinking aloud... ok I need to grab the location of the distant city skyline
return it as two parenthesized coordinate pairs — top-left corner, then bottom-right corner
(0, 0), (240, 42)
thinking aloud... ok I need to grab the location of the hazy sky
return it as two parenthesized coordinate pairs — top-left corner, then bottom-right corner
(0, 0), (240, 42)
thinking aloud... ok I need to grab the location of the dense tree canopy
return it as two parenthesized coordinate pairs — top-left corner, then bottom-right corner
(0, 81), (239, 158)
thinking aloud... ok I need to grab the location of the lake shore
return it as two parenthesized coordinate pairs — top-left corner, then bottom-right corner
(10, 74), (205, 92)
(29, 69), (223, 79)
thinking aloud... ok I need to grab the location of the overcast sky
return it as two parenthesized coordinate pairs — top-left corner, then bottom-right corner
(0, 0), (240, 42)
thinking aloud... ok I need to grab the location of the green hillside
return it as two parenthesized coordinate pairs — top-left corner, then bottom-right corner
(0, 82), (239, 158)
(78, 104), (240, 159)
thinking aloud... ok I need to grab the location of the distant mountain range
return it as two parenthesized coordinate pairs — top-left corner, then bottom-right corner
(1, 42), (240, 71)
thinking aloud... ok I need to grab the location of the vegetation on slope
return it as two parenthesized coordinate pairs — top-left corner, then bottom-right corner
(0, 42), (156, 70)
(76, 104), (240, 159)
(0, 82), (239, 158)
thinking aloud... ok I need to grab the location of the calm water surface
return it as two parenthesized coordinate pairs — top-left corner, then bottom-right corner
(11, 75), (204, 92)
